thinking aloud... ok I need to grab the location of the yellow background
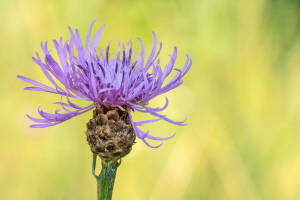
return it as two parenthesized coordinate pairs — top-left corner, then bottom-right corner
(1, 0), (300, 199)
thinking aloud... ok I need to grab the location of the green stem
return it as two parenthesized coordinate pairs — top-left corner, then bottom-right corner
(92, 154), (120, 200)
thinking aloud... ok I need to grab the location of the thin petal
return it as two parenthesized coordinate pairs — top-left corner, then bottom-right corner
(141, 138), (163, 148)
(28, 103), (96, 128)
(145, 133), (176, 141)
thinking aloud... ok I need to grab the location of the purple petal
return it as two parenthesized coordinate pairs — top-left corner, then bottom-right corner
(145, 133), (176, 141)
(141, 138), (163, 148)
(17, 76), (56, 91)
(134, 118), (163, 126)
(28, 103), (96, 128)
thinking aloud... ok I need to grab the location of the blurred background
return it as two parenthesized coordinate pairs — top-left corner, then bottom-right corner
(1, 0), (300, 199)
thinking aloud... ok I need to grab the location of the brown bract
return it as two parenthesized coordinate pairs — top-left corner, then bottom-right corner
(86, 104), (136, 161)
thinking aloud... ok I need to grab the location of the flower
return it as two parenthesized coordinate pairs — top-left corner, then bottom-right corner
(18, 20), (192, 148)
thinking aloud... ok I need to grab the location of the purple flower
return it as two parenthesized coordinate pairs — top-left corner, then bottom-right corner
(18, 20), (192, 148)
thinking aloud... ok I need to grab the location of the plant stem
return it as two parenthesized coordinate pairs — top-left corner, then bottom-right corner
(93, 154), (120, 200)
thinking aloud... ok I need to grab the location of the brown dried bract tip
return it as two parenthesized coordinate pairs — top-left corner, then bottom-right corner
(86, 104), (136, 161)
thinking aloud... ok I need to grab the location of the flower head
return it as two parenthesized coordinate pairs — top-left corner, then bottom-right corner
(18, 20), (192, 148)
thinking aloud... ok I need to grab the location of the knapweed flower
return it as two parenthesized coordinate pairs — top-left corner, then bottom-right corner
(18, 20), (192, 154)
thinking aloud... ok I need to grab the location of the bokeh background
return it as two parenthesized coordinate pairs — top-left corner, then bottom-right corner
(1, 0), (300, 199)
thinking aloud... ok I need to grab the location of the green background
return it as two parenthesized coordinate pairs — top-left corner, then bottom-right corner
(1, 0), (300, 199)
